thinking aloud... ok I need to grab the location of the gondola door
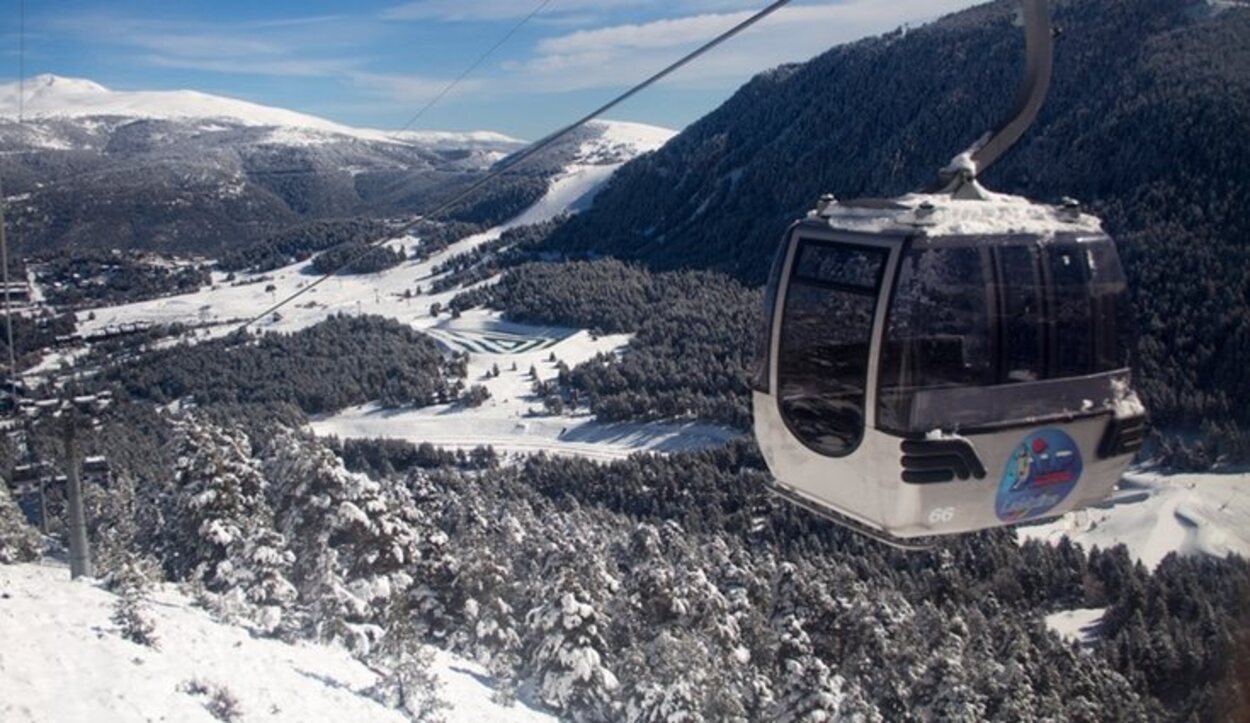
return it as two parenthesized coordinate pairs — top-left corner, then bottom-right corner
(753, 223), (905, 532)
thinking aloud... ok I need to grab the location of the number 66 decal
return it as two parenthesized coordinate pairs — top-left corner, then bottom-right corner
(928, 507), (956, 525)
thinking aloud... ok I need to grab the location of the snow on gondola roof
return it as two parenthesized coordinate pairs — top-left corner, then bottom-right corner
(808, 183), (1105, 237)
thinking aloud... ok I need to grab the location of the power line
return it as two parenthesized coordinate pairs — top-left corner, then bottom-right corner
(390, 0), (551, 141)
(238, 0), (794, 331)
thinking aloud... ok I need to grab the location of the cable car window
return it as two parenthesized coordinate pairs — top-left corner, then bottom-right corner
(878, 246), (993, 430)
(778, 241), (884, 457)
(999, 245), (1046, 383)
(1086, 239), (1132, 372)
(1048, 243), (1094, 378)
(750, 240), (790, 393)
(793, 241), (884, 289)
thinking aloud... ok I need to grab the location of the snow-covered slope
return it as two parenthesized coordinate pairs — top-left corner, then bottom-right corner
(0, 562), (554, 723)
(0, 74), (519, 148)
(1017, 470), (1250, 569)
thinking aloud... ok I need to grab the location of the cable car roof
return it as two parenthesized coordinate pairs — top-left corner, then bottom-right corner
(806, 182), (1105, 239)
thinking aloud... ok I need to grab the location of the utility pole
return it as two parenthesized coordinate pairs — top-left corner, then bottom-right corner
(61, 407), (92, 579)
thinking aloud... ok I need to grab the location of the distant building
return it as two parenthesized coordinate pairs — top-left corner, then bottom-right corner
(0, 282), (30, 305)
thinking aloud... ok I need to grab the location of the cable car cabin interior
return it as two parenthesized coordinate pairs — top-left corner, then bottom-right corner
(751, 194), (1147, 542)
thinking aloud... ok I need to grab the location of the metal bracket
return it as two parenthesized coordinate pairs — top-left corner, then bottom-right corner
(932, 0), (1054, 192)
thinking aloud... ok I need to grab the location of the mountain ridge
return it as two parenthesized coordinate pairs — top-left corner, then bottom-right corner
(0, 74), (674, 255)
(0, 73), (522, 149)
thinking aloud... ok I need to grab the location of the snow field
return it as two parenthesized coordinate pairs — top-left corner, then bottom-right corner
(0, 561), (554, 723)
(312, 309), (738, 460)
(1017, 470), (1250, 569)
(1044, 608), (1106, 648)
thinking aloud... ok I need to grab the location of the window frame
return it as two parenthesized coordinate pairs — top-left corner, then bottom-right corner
(771, 229), (901, 458)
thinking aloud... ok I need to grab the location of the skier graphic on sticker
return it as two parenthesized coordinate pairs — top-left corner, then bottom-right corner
(996, 428), (1083, 522)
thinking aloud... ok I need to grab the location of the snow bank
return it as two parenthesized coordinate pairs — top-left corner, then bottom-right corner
(0, 561), (554, 723)
(1017, 471), (1250, 569)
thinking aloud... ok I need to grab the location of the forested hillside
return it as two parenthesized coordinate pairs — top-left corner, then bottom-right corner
(538, 0), (1250, 463)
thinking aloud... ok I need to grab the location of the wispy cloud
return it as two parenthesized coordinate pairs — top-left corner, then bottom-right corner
(379, 0), (762, 23)
(505, 0), (976, 92)
(46, 13), (374, 78)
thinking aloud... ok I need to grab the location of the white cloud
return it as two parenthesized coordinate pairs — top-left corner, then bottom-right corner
(380, 0), (762, 22)
(505, 0), (977, 93)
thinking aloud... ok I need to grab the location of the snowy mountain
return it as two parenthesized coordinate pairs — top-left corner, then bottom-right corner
(0, 562), (555, 723)
(0, 75), (671, 255)
(0, 73), (520, 149)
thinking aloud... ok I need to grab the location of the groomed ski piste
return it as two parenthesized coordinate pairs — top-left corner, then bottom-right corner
(53, 119), (742, 461)
(1018, 469), (1250, 570)
(0, 561), (556, 723)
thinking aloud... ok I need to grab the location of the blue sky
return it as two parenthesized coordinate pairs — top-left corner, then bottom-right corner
(9, 0), (979, 139)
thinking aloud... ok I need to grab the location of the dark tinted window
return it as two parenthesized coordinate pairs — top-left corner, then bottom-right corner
(1048, 243), (1094, 377)
(878, 246), (993, 430)
(793, 241), (884, 289)
(778, 242), (884, 457)
(750, 239), (790, 393)
(999, 245), (1046, 383)
(1086, 240), (1132, 371)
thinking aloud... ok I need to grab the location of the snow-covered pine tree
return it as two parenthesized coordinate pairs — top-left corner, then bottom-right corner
(451, 542), (520, 666)
(0, 475), (40, 563)
(770, 612), (850, 723)
(526, 575), (619, 721)
(111, 549), (159, 648)
(167, 416), (274, 595)
(368, 601), (452, 723)
(912, 611), (986, 723)
(264, 430), (421, 650)
(86, 473), (138, 580)
(619, 631), (715, 723)
(405, 471), (459, 644)
(234, 528), (298, 636)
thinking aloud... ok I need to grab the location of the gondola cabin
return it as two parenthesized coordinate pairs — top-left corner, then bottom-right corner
(751, 187), (1146, 543)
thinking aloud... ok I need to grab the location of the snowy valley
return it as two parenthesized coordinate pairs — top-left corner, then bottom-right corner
(3, 0), (1250, 720)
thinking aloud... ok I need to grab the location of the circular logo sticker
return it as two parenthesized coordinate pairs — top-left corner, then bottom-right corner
(995, 428), (1083, 523)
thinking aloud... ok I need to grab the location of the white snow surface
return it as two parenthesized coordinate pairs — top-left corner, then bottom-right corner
(312, 310), (737, 460)
(0, 74), (521, 148)
(1017, 470), (1250, 569)
(1045, 608), (1106, 648)
(0, 561), (555, 723)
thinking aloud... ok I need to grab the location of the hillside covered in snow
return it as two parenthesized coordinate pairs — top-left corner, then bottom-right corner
(0, 562), (554, 723)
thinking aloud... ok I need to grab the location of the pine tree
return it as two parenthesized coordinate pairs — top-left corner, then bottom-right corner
(235, 529), (298, 636)
(0, 480), (39, 564)
(368, 602), (452, 722)
(111, 550), (159, 648)
(527, 577), (619, 721)
(167, 416), (272, 593)
(264, 430), (421, 649)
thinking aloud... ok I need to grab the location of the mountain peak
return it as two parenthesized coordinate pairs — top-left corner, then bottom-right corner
(27, 74), (109, 94)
